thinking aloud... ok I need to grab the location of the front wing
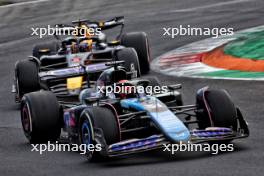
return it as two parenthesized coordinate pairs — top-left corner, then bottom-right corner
(99, 127), (249, 157)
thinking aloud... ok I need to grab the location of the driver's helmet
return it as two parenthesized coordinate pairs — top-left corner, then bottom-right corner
(70, 42), (78, 53)
(117, 80), (136, 99)
(79, 39), (92, 52)
(75, 25), (91, 37)
(97, 68), (127, 87)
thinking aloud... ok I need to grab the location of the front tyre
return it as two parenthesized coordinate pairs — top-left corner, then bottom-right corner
(16, 60), (40, 98)
(79, 106), (120, 161)
(196, 89), (238, 143)
(21, 91), (61, 143)
(33, 41), (60, 59)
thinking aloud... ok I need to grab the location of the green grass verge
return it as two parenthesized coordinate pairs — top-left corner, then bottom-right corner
(195, 70), (264, 79)
(224, 30), (264, 60)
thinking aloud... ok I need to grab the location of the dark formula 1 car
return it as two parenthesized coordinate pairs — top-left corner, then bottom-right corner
(13, 16), (150, 102)
(20, 68), (249, 161)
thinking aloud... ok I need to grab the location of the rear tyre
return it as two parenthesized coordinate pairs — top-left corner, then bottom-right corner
(121, 32), (150, 74)
(16, 60), (40, 98)
(117, 48), (141, 77)
(79, 106), (120, 161)
(33, 41), (60, 59)
(21, 91), (61, 143)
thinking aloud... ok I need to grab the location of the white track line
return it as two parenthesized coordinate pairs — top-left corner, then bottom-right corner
(169, 0), (252, 13)
(0, 0), (49, 9)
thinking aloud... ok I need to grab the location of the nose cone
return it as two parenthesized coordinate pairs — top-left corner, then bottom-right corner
(150, 110), (191, 143)
(170, 129), (190, 143)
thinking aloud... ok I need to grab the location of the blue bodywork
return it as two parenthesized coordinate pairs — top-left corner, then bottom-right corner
(120, 96), (190, 143)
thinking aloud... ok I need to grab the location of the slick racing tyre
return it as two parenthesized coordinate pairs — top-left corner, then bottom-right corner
(16, 59), (40, 97)
(79, 106), (120, 161)
(196, 89), (238, 130)
(33, 41), (60, 59)
(117, 47), (141, 77)
(196, 89), (238, 144)
(121, 32), (150, 74)
(21, 91), (61, 143)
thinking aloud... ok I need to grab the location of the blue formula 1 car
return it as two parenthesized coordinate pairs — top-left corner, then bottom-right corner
(20, 68), (249, 161)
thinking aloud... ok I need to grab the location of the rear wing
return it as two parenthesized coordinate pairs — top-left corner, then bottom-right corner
(71, 16), (124, 30)
(55, 16), (125, 40)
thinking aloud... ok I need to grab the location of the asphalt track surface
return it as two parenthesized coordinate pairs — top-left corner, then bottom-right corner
(0, 0), (264, 175)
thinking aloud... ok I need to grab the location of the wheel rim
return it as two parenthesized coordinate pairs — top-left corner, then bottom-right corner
(81, 120), (91, 145)
(22, 103), (32, 134)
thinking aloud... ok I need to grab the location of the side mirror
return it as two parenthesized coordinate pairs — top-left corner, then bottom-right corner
(167, 84), (182, 91)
